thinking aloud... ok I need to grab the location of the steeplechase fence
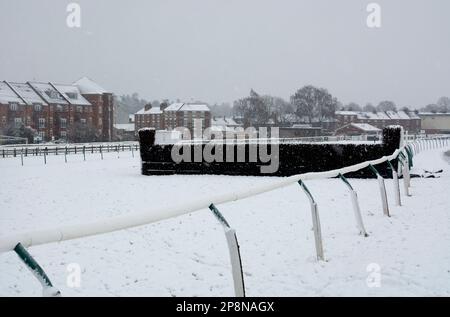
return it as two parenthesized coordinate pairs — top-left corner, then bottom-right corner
(0, 132), (449, 297)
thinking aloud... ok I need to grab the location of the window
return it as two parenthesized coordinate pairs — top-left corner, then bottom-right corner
(77, 106), (82, 113)
(60, 118), (67, 129)
(14, 118), (22, 127)
(66, 92), (78, 99)
(10, 103), (18, 111)
(34, 104), (42, 111)
(81, 119), (87, 125)
(39, 118), (46, 129)
(60, 131), (67, 138)
(56, 104), (63, 112)
(1, 116), (6, 125)
(38, 131), (45, 139)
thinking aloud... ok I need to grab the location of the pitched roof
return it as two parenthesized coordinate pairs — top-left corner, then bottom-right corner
(164, 102), (185, 111)
(28, 82), (68, 105)
(136, 106), (163, 115)
(73, 77), (109, 94)
(52, 84), (91, 106)
(0, 81), (25, 105)
(7, 82), (48, 105)
(349, 123), (381, 132)
(165, 103), (210, 112)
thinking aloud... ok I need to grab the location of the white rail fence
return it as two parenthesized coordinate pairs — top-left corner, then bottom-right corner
(1, 135), (449, 297)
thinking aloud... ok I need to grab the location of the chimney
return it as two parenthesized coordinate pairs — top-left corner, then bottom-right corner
(160, 102), (168, 111)
(144, 103), (152, 111)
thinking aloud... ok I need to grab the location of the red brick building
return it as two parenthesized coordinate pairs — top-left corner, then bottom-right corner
(0, 77), (113, 142)
(135, 102), (211, 137)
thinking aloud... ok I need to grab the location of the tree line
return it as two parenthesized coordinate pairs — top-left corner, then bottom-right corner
(231, 86), (450, 127)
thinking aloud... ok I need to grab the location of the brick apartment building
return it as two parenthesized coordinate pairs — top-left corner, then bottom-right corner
(0, 77), (113, 142)
(135, 102), (211, 137)
(335, 110), (421, 134)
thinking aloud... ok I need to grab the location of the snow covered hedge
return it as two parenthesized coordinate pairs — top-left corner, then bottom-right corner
(138, 127), (402, 178)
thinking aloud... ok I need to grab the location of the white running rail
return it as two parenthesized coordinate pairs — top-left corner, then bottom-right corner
(0, 144), (412, 254)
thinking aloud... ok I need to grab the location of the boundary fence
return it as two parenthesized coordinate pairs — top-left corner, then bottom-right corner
(0, 134), (449, 297)
(0, 142), (139, 159)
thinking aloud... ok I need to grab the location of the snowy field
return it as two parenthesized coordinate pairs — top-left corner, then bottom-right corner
(0, 147), (449, 297)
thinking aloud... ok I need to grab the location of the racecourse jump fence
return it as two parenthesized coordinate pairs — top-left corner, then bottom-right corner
(1, 134), (449, 297)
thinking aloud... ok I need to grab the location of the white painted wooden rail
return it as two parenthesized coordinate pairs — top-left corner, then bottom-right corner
(0, 145), (409, 254)
(1, 136), (449, 254)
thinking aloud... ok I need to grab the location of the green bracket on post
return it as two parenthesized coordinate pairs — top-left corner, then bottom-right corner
(405, 147), (413, 168)
(209, 203), (231, 228)
(298, 180), (316, 204)
(14, 243), (60, 296)
(368, 164), (380, 177)
(387, 160), (395, 174)
(338, 173), (354, 191)
(208, 203), (246, 297)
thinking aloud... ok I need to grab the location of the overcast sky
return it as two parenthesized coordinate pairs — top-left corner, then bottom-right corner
(1, 0), (449, 108)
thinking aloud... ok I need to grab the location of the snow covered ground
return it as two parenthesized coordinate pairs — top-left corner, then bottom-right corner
(0, 147), (449, 297)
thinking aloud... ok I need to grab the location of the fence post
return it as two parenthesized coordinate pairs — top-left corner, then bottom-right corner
(14, 243), (61, 297)
(298, 180), (325, 261)
(100, 145), (103, 160)
(64, 146), (68, 163)
(83, 146), (86, 161)
(21, 149), (24, 166)
(399, 152), (411, 196)
(368, 164), (390, 217)
(44, 147), (47, 165)
(131, 144), (134, 158)
(387, 160), (401, 206)
(338, 174), (368, 237)
(208, 204), (245, 297)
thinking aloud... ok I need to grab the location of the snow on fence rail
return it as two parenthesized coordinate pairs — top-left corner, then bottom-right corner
(1, 143), (140, 164)
(1, 135), (449, 297)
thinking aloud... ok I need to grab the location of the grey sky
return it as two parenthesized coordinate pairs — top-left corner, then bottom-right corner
(1, 0), (449, 108)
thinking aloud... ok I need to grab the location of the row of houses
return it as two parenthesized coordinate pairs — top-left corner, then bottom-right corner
(0, 77), (113, 142)
(335, 110), (422, 134)
(134, 102), (212, 136)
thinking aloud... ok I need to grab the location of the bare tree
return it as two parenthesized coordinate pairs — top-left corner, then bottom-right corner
(290, 85), (339, 123)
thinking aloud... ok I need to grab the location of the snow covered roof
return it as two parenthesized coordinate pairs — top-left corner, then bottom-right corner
(114, 123), (135, 132)
(164, 102), (184, 112)
(7, 82), (48, 105)
(136, 106), (163, 115)
(418, 112), (450, 117)
(28, 82), (68, 105)
(164, 103), (210, 112)
(0, 82), (25, 105)
(349, 123), (381, 132)
(407, 111), (420, 119)
(335, 111), (358, 116)
(181, 104), (210, 112)
(339, 110), (418, 120)
(52, 84), (91, 106)
(73, 77), (109, 94)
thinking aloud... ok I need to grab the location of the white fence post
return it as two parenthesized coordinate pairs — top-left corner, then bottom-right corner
(209, 204), (245, 297)
(369, 165), (390, 217)
(386, 159), (401, 206)
(298, 180), (325, 261)
(338, 174), (368, 237)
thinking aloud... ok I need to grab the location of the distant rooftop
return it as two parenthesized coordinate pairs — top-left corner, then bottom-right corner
(73, 77), (109, 94)
(165, 102), (210, 112)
